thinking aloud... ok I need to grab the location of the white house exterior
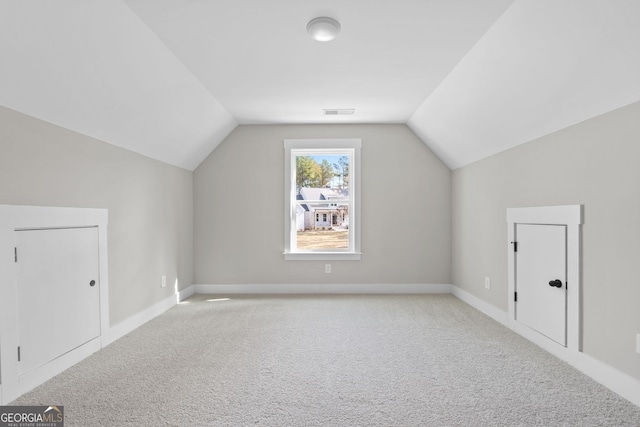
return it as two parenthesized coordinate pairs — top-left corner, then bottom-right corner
(296, 187), (348, 231)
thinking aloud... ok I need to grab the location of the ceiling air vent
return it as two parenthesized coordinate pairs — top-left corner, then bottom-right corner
(323, 108), (355, 116)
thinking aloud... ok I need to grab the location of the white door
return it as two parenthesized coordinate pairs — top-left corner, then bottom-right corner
(16, 227), (101, 376)
(515, 223), (567, 346)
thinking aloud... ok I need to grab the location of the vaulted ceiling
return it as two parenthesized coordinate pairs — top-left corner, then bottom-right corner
(1, 1), (639, 170)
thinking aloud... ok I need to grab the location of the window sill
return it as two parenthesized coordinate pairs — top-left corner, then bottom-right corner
(284, 252), (362, 261)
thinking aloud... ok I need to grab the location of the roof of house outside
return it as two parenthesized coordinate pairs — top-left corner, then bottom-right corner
(298, 187), (348, 211)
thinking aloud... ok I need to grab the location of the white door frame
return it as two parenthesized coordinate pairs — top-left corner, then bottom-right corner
(507, 205), (583, 359)
(0, 205), (109, 404)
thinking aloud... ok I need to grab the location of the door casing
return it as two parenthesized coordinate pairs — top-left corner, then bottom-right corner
(507, 205), (582, 359)
(0, 205), (109, 405)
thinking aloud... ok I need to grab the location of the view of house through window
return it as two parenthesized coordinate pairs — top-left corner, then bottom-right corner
(284, 138), (360, 260)
(294, 153), (350, 250)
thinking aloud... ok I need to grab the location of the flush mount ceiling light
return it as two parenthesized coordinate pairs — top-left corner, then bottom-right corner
(307, 17), (341, 42)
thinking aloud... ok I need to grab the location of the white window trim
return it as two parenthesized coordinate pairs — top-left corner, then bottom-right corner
(284, 138), (362, 261)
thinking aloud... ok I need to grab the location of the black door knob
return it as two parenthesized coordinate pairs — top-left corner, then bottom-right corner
(90, 280), (96, 287)
(548, 279), (562, 288)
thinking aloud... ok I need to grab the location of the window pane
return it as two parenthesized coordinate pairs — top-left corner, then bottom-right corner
(294, 153), (350, 251)
(284, 138), (361, 260)
(297, 229), (349, 249)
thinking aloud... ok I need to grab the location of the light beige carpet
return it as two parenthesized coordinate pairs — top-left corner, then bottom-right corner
(11, 294), (640, 426)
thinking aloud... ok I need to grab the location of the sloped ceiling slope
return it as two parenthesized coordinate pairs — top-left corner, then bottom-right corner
(0, 1), (237, 170)
(408, 0), (640, 169)
(1, 1), (639, 171)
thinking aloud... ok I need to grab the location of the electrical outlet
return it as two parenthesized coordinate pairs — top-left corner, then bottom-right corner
(636, 334), (640, 354)
(325, 264), (331, 274)
(161, 275), (166, 288)
(484, 276), (491, 289)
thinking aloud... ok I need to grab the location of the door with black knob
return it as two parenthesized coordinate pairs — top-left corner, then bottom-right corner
(515, 223), (567, 346)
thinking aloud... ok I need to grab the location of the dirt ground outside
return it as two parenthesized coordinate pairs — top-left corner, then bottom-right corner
(296, 230), (349, 249)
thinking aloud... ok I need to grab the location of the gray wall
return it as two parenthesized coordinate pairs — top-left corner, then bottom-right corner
(3, 96), (638, 386)
(0, 106), (194, 326)
(194, 124), (451, 286)
(451, 100), (640, 381)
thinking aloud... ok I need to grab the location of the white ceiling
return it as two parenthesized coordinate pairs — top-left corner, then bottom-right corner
(1, 0), (639, 170)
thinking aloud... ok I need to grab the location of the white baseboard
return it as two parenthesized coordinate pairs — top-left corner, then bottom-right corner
(450, 285), (509, 325)
(16, 338), (102, 401)
(1, 289), (194, 404)
(0, 338), (102, 404)
(193, 283), (452, 294)
(573, 351), (640, 408)
(103, 292), (180, 347)
(449, 285), (640, 409)
(178, 285), (196, 301)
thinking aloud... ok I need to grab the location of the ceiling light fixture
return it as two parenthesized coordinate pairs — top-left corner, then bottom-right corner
(307, 17), (341, 42)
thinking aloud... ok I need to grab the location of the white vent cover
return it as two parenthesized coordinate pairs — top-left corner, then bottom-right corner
(323, 108), (355, 116)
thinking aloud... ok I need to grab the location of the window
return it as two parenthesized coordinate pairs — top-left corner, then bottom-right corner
(284, 139), (361, 260)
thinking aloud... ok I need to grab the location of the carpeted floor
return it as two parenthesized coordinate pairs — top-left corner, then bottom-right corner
(11, 294), (640, 426)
